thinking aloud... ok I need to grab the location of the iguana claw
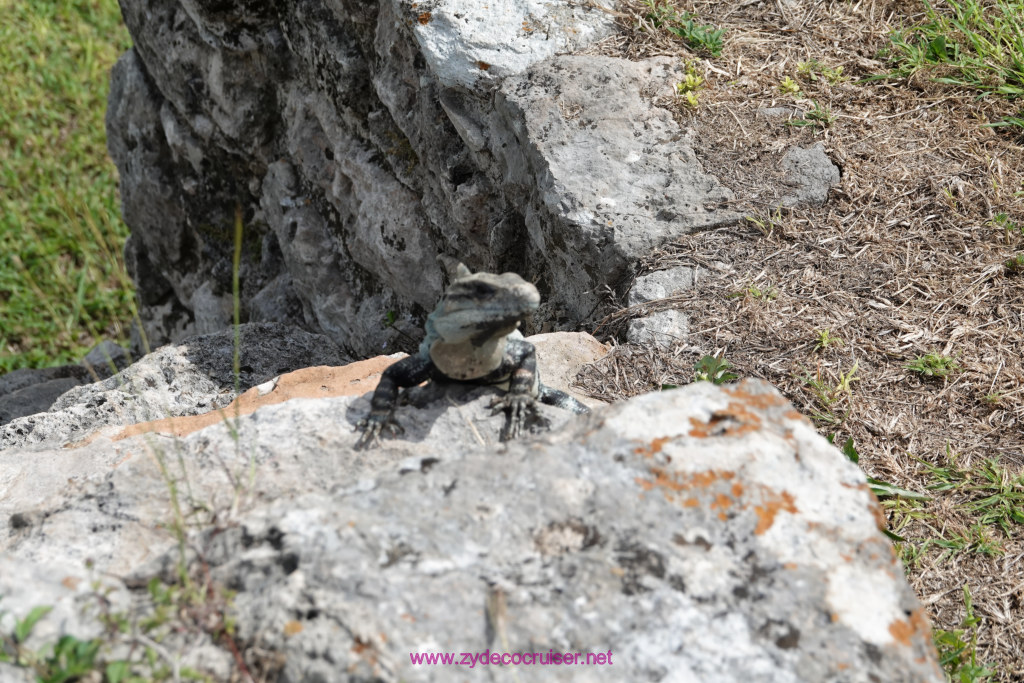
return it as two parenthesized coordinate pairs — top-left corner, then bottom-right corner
(489, 393), (538, 441)
(355, 411), (404, 449)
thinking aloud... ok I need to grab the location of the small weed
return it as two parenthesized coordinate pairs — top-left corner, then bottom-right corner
(983, 391), (1002, 405)
(745, 206), (786, 238)
(813, 328), (844, 351)
(693, 355), (737, 384)
(990, 212), (1022, 243)
(643, 0), (726, 56)
(931, 523), (1004, 561)
(962, 460), (1024, 536)
(797, 59), (847, 84)
(747, 284), (779, 300)
(1004, 253), (1024, 273)
(675, 61), (704, 108)
(798, 363), (859, 426)
(835, 436), (925, 499)
(934, 586), (998, 682)
(787, 101), (836, 129)
(778, 76), (801, 96)
(906, 352), (960, 379)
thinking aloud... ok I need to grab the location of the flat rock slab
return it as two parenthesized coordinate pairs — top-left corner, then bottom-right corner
(0, 375), (941, 682)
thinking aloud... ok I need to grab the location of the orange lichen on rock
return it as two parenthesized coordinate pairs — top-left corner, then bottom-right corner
(634, 436), (672, 458)
(753, 491), (798, 535)
(688, 402), (762, 438)
(889, 609), (933, 647)
(417, 11), (431, 24)
(108, 357), (401, 443)
(723, 383), (789, 409)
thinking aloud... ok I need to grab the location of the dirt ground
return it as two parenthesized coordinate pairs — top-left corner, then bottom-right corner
(577, 0), (1024, 678)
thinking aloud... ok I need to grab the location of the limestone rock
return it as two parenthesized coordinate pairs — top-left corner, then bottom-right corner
(625, 267), (698, 348)
(410, 0), (618, 89)
(781, 143), (841, 207)
(0, 363), (942, 681)
(0, 342), (132, 427)
(0, 323), (347, 451)
(627, 309), (690, 348)
(105, 1), (765, 354)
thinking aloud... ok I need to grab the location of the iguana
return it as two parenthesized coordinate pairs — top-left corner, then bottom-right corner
(355, 264), (589, 448)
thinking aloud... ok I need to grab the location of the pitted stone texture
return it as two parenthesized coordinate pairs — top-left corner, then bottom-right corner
(409, 0), (617, 89)
(1, 374), (941, 682)
(107, 2), (753, 354)
(491, 56), (740, 317)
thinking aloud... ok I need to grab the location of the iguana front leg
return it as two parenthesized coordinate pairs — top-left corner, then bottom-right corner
(355, 354), (433, 449)
(488, 340), (541, 441)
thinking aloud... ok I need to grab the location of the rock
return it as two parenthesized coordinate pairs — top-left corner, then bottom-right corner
(0, 323), (348, 451)
(781, 143), (841, 207)
(0, 554), (129, 652)
(81, 340), (132, 380)
(0, 376), (941, 681)
(489, 56), (738, 318)
(0, 365), (89, 397)
(105, 0), (828, 354)
(412, 0), (617, 89)
(0, 367), (89, 427)
(627, 309), (690, 348)
(530, 332), (609, 409)
(0, 343), (131, 427)
(625, 267), (698, 348)
(627, 267), (699, 307)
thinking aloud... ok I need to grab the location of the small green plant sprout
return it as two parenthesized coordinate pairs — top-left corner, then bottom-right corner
(642, 0), (726, 56)
(813, 328), (844, 351)
(796, 60), (847, 84)
(983, 391), (1002, 405)
(1004, 253), (1024, 274)
(745, 206), (785, 238)
(990, 212), (1022, 243)
(933, 585), (998, 682)
(905, 352), (960, 379)
(694, 354), (737, 384)
(798, 362), (859, 426)
(383, 310), (398, 327)
(778, 76), (801, 96)
(787, 100), (836, 129)
(728, 283), (779, 301)
(675, 61), (704, 108)
(962, 460), (1024, 536)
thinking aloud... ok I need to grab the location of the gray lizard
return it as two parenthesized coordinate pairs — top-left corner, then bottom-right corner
(355, 263), (589, 448)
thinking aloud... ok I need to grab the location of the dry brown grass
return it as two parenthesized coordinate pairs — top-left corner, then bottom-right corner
(576, 0), (1024, 678)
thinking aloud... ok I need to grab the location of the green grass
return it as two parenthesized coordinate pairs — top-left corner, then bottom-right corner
(642, 0), (726, 57)
(883, 0), (1024, 129)
(0, 0), (134, 373)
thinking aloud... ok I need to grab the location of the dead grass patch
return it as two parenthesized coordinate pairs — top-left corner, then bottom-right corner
(578, 0), (1024, 677)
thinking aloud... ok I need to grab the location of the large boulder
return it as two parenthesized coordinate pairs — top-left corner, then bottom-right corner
(106, 0), (837, 356)
(0, 344), (940, 681)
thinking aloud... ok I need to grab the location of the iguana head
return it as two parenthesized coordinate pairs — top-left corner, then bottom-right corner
(429, 263), (540, 348)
